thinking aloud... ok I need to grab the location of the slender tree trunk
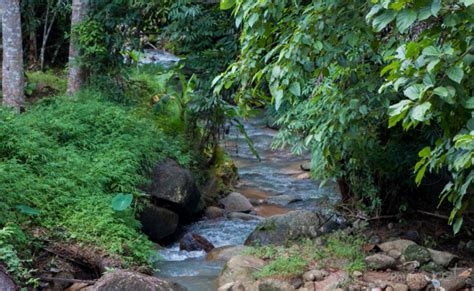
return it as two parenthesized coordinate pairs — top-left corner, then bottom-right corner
(66, 0), (88, 95)
(26, 4), (38, 69)
(2, 0), (25, 113)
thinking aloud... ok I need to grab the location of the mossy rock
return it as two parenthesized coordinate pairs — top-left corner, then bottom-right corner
(403, 244), (431, 264)
(420, 261), (443, 273)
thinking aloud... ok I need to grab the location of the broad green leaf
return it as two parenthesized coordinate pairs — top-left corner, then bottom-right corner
(464, 97), (474, 109)
(16, 205), (40, 216)
(112, 193), (133, 211)
(415, 163), (428, 185)
(248, 13), (259, 27)
(447, 65), (464, 83)
(431, 0), (441, 16)
(453, 217), (463, 234)
(418, 146), (431, 158)
(396, 9), (417, 33)
(418, 5), (432, 20)
(411, 102), (431, 121)
(433, 86), (456, 104)
(422, 46), (442, 57)
(403, 84), (425, 100)
(372, 10), (396, 32)
(461, 0), (474, 6)
(388, 99), (412, 127)
(273, 89), (284, 110)
(220, 0), (235, 10)
(289, 82), (301, 97)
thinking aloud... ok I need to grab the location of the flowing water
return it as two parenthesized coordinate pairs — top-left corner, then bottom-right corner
(155, 116), (339, 291)
(143, 50), (339, 290)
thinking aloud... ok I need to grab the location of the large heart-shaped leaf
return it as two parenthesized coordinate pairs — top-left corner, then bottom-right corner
(16, 205), (40, 216)
(112, 193), (133, 211)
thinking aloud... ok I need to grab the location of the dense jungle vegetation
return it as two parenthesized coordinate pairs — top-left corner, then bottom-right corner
(0, 0), (472, 287)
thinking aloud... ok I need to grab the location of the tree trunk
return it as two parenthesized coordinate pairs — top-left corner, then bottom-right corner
(1, 0), (25, 113)
(66, 0), (88, 95)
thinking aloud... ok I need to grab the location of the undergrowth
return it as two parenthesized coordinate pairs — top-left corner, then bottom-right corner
(244, 231), (367, 279)
(0, 90), (192, 274)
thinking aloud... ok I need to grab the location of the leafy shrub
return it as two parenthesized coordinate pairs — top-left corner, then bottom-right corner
(217, 0), (473, 228)
(0, 91), (192, 265)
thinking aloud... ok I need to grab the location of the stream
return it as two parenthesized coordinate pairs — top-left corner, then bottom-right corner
(142, 50), (339, 290)
(154, 117), (339, 291)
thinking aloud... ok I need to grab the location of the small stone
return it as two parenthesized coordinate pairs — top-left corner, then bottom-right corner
(303, 270), (329, 282)
(377, 239), (416, 253)
(353, 271), (363, 278)
(365, 254), (396, 270)
(218, 282), (234, 291)
(369, 234), (382, 245)
(387, 249), (401, 259)
(403, 244), (431, 264)
(406, 273), (428, 290)
(385, 287), (394, 291)
(290, 277), (304, 289)
(387, 223), (394, 230)
(204, 206), (225, 219)
(428, 248), (457, 267)
(392, 283), (408, 291)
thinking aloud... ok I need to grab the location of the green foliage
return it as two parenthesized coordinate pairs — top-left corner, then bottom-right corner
(161, 0), (239, 88)
(244, 231), (366, 278)
(217, 0), (474, 227)
(372, 0), (473, 231)
(26, 70), (68, 94)
(0, 92), (192, 266)
(0, 225), (37, 285)
(255, 255), (308, 279)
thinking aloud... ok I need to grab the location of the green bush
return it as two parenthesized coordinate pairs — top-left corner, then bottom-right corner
(0, 91), (192, 265)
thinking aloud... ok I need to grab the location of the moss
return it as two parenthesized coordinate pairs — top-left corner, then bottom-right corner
(403, 245), (431, 264)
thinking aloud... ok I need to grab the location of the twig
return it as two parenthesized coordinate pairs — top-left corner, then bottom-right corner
(417, 210), (449, 220)
(39, 277), (96, 285)
(367, 214), (400, 221)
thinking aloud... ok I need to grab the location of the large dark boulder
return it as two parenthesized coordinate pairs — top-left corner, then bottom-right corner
(0, 266), (16, 291)
(145, 159), (203, 216)
(92, 270), (186, 291)
(179, 233), (214, 252)
(245, 210), (326, 246)
(139, 205), (179, 242)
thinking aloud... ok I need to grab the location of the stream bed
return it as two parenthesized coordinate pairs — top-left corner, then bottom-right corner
(154, 116), (339, 291)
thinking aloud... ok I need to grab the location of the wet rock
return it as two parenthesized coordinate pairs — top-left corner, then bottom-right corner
(466, 240), (474, 255)
(67, 283), (92, 291)
(217, 282), (234, 291)
(204, 206), (225, 219)
(400, 261), (420, 272)
(207, 246), (245, 261)
(290, 277), (304, 289)
(267, 195), (301, 206)
(139, 205), (179, 242)
(218, 255), (265, 286)
(0, 266), (16, 291)
(179, 233), (214, 252)
(403, 245), (431, 264)
(255, 278), (295, 290)
(220, 192), (253, 213)
(92, 270), (186, 291)
(428, 248), (456, 267)
(440, 268), (472, 290)
(392, 283), (408, 291)
(245, 210), (326, 246)
(387, 249), (401, 259)
(313, 270), (348, 290)
(303, 270), (329, 282)
(228, 212), (263, 221)
(406, 273), (428, 290)
(365, 254), (396, 270)
(377, 240), (416, 253)
(300, 162), (311, 171)
(145, 159), (203, 216)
